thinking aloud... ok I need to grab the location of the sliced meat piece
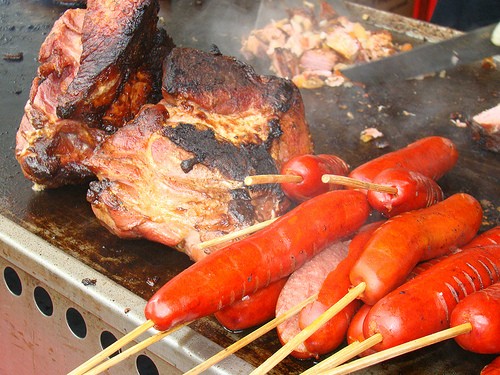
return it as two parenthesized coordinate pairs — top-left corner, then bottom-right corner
(470, 103), (500, 153)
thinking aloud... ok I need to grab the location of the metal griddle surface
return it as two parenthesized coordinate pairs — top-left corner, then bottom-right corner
(0, 0), (499, 374)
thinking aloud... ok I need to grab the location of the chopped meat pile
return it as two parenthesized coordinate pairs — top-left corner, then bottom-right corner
(15, 0), (313, 261)
(241, 1), (412, 88)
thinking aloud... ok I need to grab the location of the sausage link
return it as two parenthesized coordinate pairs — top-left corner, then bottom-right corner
(214, 277), (288, 331)
(349, 136), (458, 190)
(464, 225), (500, 248)
(145, 190), (370, 331)
(276, 241), (349, 359)
(350, 193), (483, 305)
(281, 154), (350, 202)
(481, 356), (500, 375)
(451, 281), (500, 354)
(298, 221), (383, 357)
(346, 304), (376, 357)
(367, 168), (444, 217)
(364, 245), (500, 351)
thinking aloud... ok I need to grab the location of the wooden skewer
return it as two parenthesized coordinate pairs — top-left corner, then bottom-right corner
(249, 282), (367, 375)
(184, 292), (319, 375)
(322, 174), (398, 195)
(244, 174), (303, 186)
(301, 333), (383, 375)
(196, 217), (279, 251)
(81, 322), (190, 375)
(68, 319), (155, 375)
(319, 322), (473, 375)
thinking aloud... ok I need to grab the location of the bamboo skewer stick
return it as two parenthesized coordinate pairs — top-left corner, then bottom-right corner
(81, 322), (190, 375)
(244, 174), (303, 186)
(319, 322), (473, 375)
(249, 282), (367, 375)
(301, 333), (383, 375)
(184, 293), (319, 375)
(68, 319), (155, 375)
(322, 175), (398, 195)
(196, 217), (279, 251)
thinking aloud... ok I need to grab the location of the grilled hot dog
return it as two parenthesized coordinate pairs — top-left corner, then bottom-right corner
(451, 281), (500, 354)
(280, 154), (350, 202)
(298, 221), (383, 357)
(145, 190), (370, 331)
(364, 245), (500, 351)
(214, 277), (288, 331)
(367, 168), (444, 217)
(349, 136), (458, 191)
(350, 193), (483, 305)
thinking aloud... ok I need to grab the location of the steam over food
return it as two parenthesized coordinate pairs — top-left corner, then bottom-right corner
(241, 1), (412, 88)
(15, 0), (313, 260)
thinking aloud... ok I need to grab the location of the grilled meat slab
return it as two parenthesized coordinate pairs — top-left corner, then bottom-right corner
(86, 47), (313, 261)
(15, 0), (173, 189)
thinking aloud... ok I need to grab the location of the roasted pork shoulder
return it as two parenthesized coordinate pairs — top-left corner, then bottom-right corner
(85, 47), (313, 261)
(15, 0), (173, 189)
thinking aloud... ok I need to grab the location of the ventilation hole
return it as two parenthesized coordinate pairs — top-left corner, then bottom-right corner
(100, 331), (121, 358)
(66, 307), (87, 339)
(136, 354), (159, 375)
(34, 286), (54, 316)
(3, 266), (22, 296)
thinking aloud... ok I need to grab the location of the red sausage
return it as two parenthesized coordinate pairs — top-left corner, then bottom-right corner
(214, 277), (288, 331)
(481, 356), (500, 375)
(346, 304), (376, 357)
(298, 221), (383, 357)
(145, 190), (370, 331)
(349, 136), (458, 190)
(367, 168), (444, 217)
(350, 193), (483, 305)
(276, 241), (349, 359)
(464, 225), (500, 248)
(364, 245), (500, 351)
(451, 282), (500, 354)
(280, 154), (350, 202)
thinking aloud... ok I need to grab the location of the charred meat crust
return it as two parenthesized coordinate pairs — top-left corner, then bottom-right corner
(56, 0), (172, 128)
(162, 123), (279, 180)
(162, 47), (297, 116)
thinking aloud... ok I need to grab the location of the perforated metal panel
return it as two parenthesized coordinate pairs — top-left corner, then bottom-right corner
(0, 216), (255, 375)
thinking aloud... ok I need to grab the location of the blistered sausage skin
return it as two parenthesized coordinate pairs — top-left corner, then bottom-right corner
(364, 245), (500, 351)
(451, 281), (500, 354)
(145, 190), (370, 331)
(348, 136), (458, 191)
(350, 193), (483, 305)
(367, 168), (444, 217)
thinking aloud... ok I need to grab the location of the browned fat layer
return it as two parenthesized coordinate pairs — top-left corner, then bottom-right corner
(161, 123), (280, 182)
